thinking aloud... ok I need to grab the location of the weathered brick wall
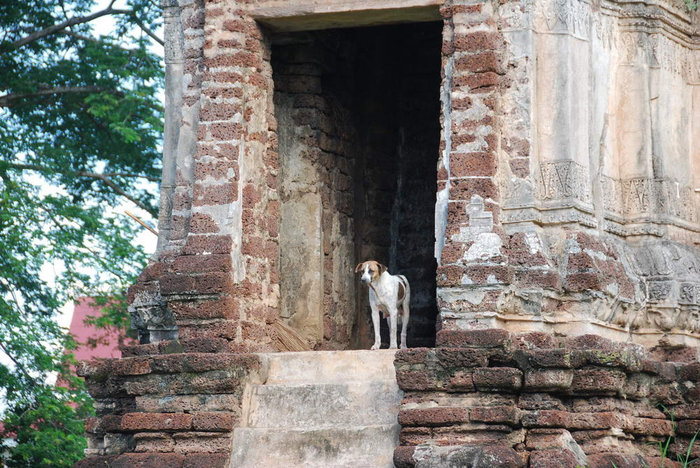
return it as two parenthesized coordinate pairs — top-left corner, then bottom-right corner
(75, 351), (263, 467)
(393, 328), (700, 467)
(130, 0), (281, 352)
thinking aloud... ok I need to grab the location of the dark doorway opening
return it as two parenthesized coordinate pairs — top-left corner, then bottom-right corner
(272, 22), (441, 349)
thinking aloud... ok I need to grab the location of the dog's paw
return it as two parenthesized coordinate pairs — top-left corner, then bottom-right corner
(371, 343), (381, 350)
(400, 344), (407, 349)
(389, 344), (398, 350)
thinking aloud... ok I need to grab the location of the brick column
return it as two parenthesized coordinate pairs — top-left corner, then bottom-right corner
(129, 0), (279, 353)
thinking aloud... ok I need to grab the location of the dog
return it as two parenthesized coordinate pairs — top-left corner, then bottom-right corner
(355, 260), (410, 350)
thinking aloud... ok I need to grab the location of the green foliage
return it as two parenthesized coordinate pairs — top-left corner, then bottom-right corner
(0, 0), (163, 466)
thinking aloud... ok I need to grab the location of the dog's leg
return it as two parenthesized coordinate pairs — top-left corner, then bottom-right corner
(388, 306), (399, 349)
(399, 277), (411, 349)
(400, 302), (410, 350)
(370, 304), (381, 350)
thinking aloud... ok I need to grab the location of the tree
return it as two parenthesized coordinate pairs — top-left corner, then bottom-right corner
(0, 1), (163, 465)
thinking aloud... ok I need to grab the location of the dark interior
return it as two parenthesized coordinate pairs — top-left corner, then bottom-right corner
(272, 22), (442, 349)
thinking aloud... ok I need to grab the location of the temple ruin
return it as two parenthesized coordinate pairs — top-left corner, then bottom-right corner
(77, 0), (700, 466)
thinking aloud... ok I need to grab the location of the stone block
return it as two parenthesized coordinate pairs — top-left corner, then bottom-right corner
(473, 368), (523, 391)
(436, 329), (510, 348)
(469, 406), (519, 425)
(529, 449), (581, 468)
(183, 453), (230, 468)
(436, 348), (490, 368)
(191, 412), (236, 431)
(398, 407), (470, 427)
(571, 368), (627, 394)
(523, 349), (585, 369)
(121, 413), (193, 432)
(111, 453), (185, 468)
(524, 369), (574, 391)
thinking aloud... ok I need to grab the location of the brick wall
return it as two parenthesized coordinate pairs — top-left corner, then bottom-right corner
(75, 351), (263, 467)
(393, 328), (700, 467)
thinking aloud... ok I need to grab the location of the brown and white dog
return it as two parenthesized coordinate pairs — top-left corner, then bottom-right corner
(355, 260), (410, 350)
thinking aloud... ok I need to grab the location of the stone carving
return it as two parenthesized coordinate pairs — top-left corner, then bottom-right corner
(535, 160), (592, 204)
(532, 0), (591, 39)
(618, 32), (700, 82)
(621, 178), (697, 222)
(129, 289), (178, 343)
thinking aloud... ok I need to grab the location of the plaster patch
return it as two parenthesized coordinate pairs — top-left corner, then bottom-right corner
(464, 232), (503, 262)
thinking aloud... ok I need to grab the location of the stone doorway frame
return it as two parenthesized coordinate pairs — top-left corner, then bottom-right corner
(131, 0), (507, 352)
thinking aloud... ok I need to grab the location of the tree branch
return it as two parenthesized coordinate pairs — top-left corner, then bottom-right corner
(6, 163), (157, 214)
(131, 15), (164, 46)
(9, 5), (132, 50)
(0, 86), (115, 107)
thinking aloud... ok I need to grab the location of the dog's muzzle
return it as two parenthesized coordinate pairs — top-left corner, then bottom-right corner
(361, 277), (370, 284)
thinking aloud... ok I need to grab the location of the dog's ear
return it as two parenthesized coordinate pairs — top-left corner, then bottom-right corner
(355, 262), (365, 273)
(378, 263), (388, 275)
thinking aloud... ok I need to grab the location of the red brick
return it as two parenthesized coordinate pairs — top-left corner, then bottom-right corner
(169, 297), (239, 320)
(191, 412), (236, 431)
(453, 31), (504, 52)
(529, 449), (580, 468)
(172, 254), (232, 274)
(184, 453), (230, 468)
(160, 273), (195, 295)
(75, 456), (119, 468)
(455, 51), (504, 74)
(199, 103), (239, 122)
(629, 417), (673, 436)
(121, 413), (192, 431)
(677, 419), (700, 435)
(447, 371), (476, 392)
(395, 348), (431, 364)
(393, 446), (416, 468)
(396, 369), (440, 391)
(436, 264), (467, 287)
(204, 51), (261, 69)
(564, 272), (603, 292)
(453, 72), (502, 92)
(178, 320), (237, 341)
(473, 367), (523, 391)
(436, 348), (490, 368)
(463, 265), (513, 285)
(524, 369), (574, 390)
(450, 152), (497, 177)
(191, 272), (231, 294)
(192, 182), (237, 206)
(567, 335), (615, 350)
(571, 369), (626, 394)
(586, 454), (646, 468)
(521, 409), (570, 427)
(189, 212), (221, 234)
(449, 176), (498, 201)
(437, 329), (510, 348)
(399, 407), (469, 426)
(111, 453), (185, 468)
(111, 358), (152, 376)
(514, 268), (561, 289)
(470, 405), (519, 424)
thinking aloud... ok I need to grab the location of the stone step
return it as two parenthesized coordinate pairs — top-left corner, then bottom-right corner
(229, 425), (400, 468)
(264, 349), (398, 384)
(248, 380), (401, 428)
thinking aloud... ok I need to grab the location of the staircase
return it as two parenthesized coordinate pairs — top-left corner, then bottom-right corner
(230, 349), (402, 467)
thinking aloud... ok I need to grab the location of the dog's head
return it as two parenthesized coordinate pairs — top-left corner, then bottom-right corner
(355, 260), (387, 284)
